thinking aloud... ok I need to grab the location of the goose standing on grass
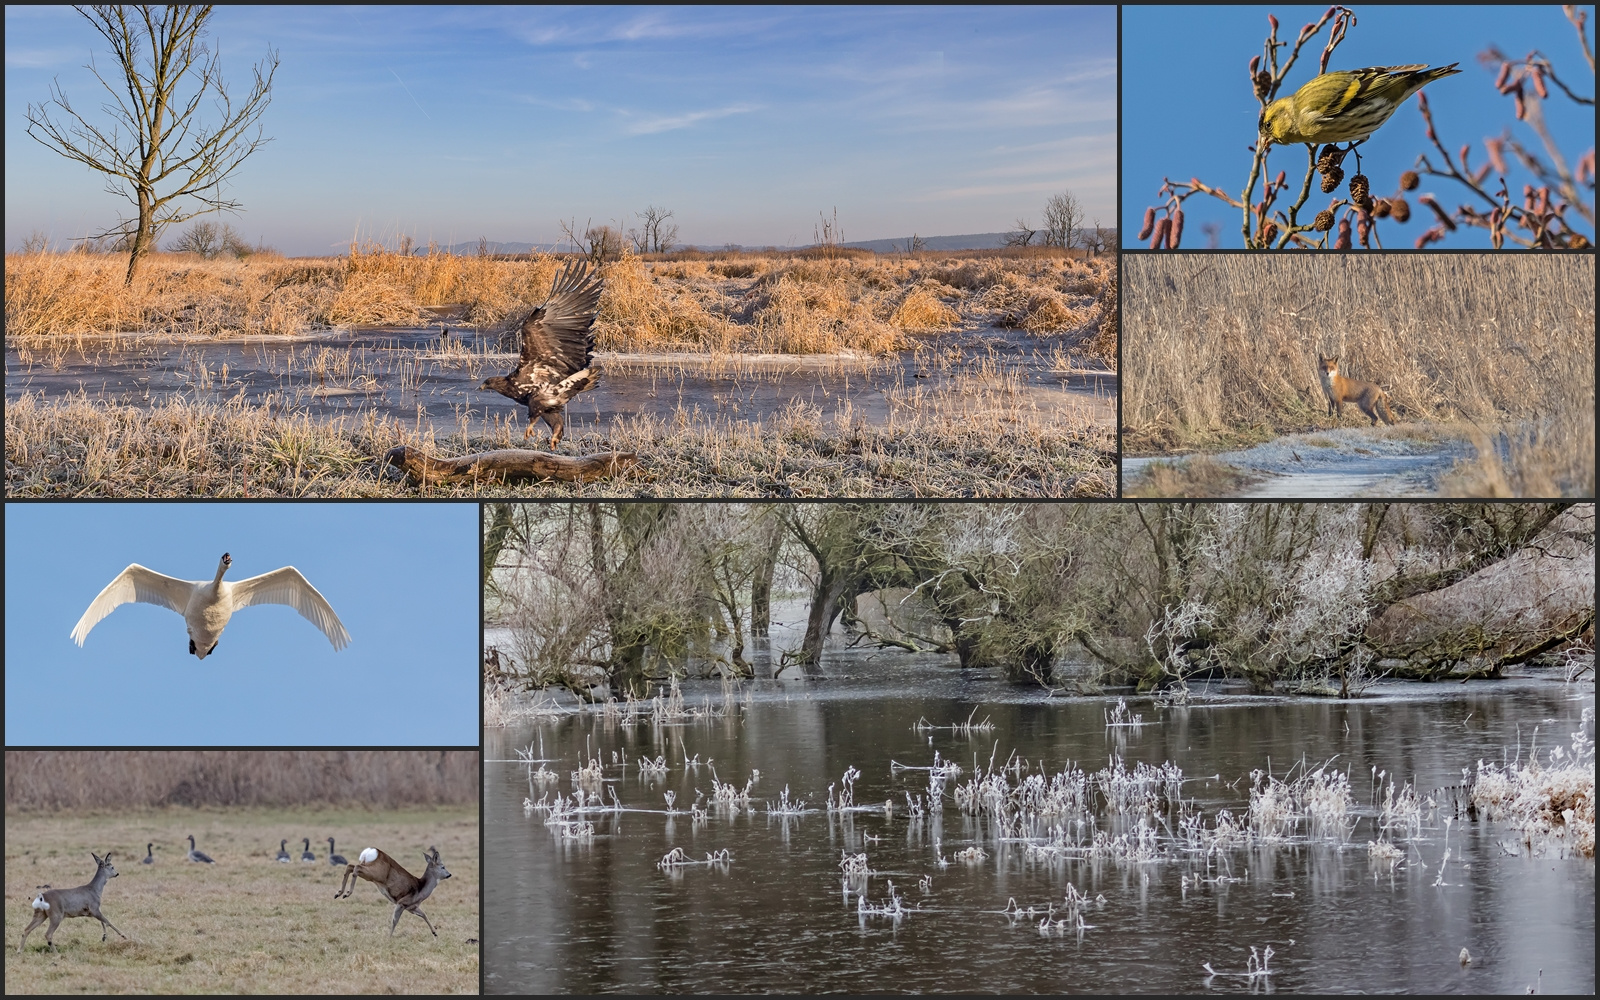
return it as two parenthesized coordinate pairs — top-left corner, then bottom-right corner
(70, 553), (350, 660)
(186, 835), (215, 864)
(327, 837), (348, 866)
(300, 838), (316, 863)
(480, 261), (605, 449)
(275, 839), (291, 863)
(142, 843), (155, 865)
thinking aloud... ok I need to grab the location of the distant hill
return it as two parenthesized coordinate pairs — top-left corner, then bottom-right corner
(841, 232), (1014, 252)
(425, 240), (565, 256)
(413, 231), (1101, 256)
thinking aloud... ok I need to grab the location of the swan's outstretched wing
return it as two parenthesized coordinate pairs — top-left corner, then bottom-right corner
(231, 567), (351, 650)
(516, 261), (604, 377)
(71, 565), (196, 646)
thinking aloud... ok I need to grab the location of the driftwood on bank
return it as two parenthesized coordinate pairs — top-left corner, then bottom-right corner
(382, 445), (639, 485)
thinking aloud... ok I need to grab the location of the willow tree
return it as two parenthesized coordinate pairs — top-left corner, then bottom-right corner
(25, 5), (278, 285)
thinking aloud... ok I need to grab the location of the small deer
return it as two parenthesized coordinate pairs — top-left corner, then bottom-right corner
(17, 852), (127, 953)
(335, 846), (451, 936)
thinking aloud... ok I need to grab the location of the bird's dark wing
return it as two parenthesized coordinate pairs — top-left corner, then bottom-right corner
(517, 261), (604, 377)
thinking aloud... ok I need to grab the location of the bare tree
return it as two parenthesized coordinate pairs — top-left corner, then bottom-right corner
(166, 218), (251, 258)
(25, 6), (278, 286)
(1002, 217), (1037, 247)
(558, 217), (626, 264)
(631, 205), (679, 253)
(1041, 190), (1082, 249)
(1081, 219), (1113, 256)
(900, 233), (928, 254)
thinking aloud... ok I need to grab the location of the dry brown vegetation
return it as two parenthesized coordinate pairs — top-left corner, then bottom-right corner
(5, 245), (1116, 359)
(5, 806), (477, 994)
(1123, 254), (1595, 496)
(4, 751), (477, 811)
(4, 379), (1115, 498)
(1124, 455), (1260, 498)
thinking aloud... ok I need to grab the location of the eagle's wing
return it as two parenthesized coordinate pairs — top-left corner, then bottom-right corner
(517, 261), (605, 377)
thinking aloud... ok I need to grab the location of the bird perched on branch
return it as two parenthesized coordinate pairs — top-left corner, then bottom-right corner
(480, 261), (605, 449)
(1259, 63), (1460, 147)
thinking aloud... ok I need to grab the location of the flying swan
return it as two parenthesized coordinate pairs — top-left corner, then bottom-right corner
(70, 553), (350, 659)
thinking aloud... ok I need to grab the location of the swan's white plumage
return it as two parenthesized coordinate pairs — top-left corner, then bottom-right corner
(70, 565), (193, 646)
(70, 555), (350, 657)
(231, 568), (351, 650)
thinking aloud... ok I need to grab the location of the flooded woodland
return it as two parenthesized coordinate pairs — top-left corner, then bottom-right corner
(483, 501), (1596, 993)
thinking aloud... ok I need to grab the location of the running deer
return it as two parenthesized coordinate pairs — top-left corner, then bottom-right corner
(17, 852), (127, 953)
(334, 846), (451, 936)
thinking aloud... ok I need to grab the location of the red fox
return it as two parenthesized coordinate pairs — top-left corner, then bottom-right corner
(1318, 355), (1397, 425)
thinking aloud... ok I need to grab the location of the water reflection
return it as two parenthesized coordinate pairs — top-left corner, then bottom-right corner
(485, 663), (1594, 994)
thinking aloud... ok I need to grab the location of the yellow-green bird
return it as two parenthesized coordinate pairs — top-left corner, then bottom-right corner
(1259, 64), (1461, 146)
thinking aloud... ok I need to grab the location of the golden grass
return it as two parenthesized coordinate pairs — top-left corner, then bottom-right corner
(4, 806), (478, 994)
(1123, 254), (1595, 495)
(5, 379), (1114, 498)
(6, 247), (1116, 360)
(4, 752), (477, 812)
(1123, 455), (1258, 498)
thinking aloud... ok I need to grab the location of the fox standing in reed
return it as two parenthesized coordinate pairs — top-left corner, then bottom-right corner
(18, 852), (126, 952)
(1318, 355), (1397, 425)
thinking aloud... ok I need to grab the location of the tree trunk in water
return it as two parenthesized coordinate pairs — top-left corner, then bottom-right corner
(750, 530), (781, 637)
(481, 503), (514, 596)
(798, 568), (853, 667)
(1015, 637), (1057, 686)
(612, 643), (651, 698)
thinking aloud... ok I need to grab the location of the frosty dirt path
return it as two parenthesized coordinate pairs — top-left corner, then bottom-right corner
(1123, 426), (1474, 498)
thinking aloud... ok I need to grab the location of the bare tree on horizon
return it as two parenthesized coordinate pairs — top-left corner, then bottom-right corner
(1041, 190), (1082, 250)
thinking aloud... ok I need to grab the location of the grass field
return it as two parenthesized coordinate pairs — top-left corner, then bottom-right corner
(4, 806), (477, 994)
(1122, 254), (1595, 496)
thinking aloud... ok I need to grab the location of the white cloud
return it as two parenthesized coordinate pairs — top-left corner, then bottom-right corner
(626, 103), (758, 135)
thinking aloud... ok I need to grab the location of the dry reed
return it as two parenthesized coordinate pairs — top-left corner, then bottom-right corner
(5, 384), (1114, 498)
(4, 751), (478, 811)
(5, 247), (1116, 360)
(1123, 254), (1595, 494)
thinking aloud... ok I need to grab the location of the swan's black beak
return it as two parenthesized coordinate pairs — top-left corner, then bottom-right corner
(222, 552), (231, 566)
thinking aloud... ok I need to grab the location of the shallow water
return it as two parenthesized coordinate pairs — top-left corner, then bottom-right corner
(5, 324), (1113, 437)
(1124, 428), (1472, 498)
(484, 656), (1594, 994)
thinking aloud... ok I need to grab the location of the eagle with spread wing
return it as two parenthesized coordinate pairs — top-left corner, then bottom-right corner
(480, 261), (605, 448)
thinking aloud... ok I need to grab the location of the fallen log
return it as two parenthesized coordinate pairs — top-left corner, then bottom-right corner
(382, 445), (639, 485)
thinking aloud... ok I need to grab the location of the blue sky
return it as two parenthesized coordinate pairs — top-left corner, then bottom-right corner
(4, 502), (479, 746)
(1123, 5), (1597, 249)
(4, 5), (1115, 255)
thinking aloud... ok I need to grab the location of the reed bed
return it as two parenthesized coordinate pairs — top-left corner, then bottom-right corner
(1123, 254), (1594, 494)
(4, 751), (478, 812)
(5, 381), (1115, 498)
(513, 700), (1593, 889)
(5, 247), (1116, 360)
